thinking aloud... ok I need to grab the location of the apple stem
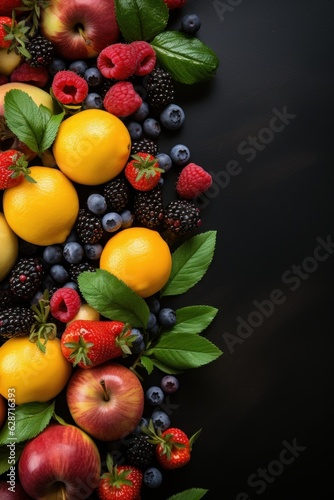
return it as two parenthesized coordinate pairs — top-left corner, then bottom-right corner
(100, 380), (110, 401)
(77, 26), (91, 46)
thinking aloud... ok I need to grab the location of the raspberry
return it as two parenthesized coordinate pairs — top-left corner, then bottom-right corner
(131, 41), (156, 76)
(10, 63), (49, 88)
(103, 81), (142, 118)
(176, 163), (212, 199)
(52, 70), (89, 105)
(97, 43), (137, 80)
(164, 0), (187, 9)
(50, 287), (81, 323)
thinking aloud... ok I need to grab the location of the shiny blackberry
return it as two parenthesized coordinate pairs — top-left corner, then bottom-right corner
(133, 185), (164, 228)
(9, 257), (44, 300)
(75, 209), (104, 244)
(163, 199), (202, 235)
(26, 34), (54, 67)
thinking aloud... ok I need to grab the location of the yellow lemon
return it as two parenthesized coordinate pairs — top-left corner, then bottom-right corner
(3, 166), (79, 246)
(53, 109), (131, 185)
(100, 227), (172, 298)
(0, 337), (72, 405)
(0, 212), (18, 281)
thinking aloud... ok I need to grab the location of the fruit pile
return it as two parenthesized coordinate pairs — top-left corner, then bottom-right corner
(0, 1), (221, 499)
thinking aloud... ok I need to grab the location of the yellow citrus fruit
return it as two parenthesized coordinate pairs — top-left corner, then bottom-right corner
(0, 212), (18, 281)
(3, 166), (79, 246)
(52, 109), (131, 185)
(0, 337), (72, 405)
(100, 227), (172, 298)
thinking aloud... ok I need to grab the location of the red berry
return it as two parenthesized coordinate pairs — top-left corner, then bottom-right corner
(176, 162), (212, 199)
(103, 81), (142, 118)
(50, 287), (81, 323)
(97, 43), (137, 80)
(0, 149), (32, 190)
(0, 16), (13, 49)
(0, 74), (9, 85)
(131, 40), (156, 76)
(164, 0), (187, 9)
(10, 63), (49, 88)
(51, 70), (89, 104)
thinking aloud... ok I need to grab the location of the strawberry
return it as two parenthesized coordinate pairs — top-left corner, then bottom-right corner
(143, 420), (201, 470)
(0, 149), (35, 189)
(0, 16), (12, 48)
(0, 2), (23, 17)
(97, 454), (143, 500)
(125, 153), (163, 191)
(60, 319), (135, 368)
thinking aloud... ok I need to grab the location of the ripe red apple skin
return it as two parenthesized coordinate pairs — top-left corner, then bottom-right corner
(66, 362), (145, 441)
(40, 0), (120, 60)
(18, 423), (101, 500)
(0, 0), (23, 16)
(0, 480), (32, 499)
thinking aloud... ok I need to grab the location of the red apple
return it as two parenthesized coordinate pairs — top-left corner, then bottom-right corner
(0, 480), (32, 499)
(66, 362), (144, 441)
(0, 394), (6, 430)
(18, 423), (101, 499)
(40, 0), (120, 60)
(0, 0), (23, 16)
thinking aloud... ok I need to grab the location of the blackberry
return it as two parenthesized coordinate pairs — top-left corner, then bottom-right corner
(98, 78), (114, 99)
(0, 306), (35, 339)
(131, 138), (158, 156)
(145, 67), (175, 110)
(75, 209), (104, 244)
(126, 434), (155, 468)
(0, 288), (17, 309)
(69, 261), (96, 285)
(9, 258), (44, 300)
(26, 34), (54, 67)
(103, 177), (130, 212)
(133, 185), (164, 228)
(163, 199), (202, 236)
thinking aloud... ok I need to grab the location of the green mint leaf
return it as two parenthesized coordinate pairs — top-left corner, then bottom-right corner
(0, 443), (24, 475)
(139, 355), (154, 375)
(151, 332), (222, 370)
(166, 488), (209, 500)
(161, 231), (217, 297)
(114, 0), (169, 42)
(78, 269), (150, 328)
(0, 400), (55, 446)
(151, 31), (219, 84)
(165, 306), (218, 335)
(4, 89), (64, 154)
(151, 358), (183, 375)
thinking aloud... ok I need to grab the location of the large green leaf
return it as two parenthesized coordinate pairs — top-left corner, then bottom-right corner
(114, 0), (169, 41)
(166, 306), (218, 335)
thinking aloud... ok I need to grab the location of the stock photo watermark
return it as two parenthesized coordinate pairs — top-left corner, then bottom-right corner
(6, 388), (16, 494)
(196, 106), (297, 208)
(235, 438), (307, 499)
(222, 233), (334, 353)
(213, 0), (245, 21)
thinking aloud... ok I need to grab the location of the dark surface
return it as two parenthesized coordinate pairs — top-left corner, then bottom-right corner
(150, 1), (334, 499)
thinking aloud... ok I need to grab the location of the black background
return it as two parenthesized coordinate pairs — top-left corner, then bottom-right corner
(150, 1), (334, 499)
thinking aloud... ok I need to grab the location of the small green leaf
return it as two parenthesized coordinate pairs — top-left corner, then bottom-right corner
(0, 401), (55, 446)
(78, 269), (150, 328)
(140, 355), (154, 375)
(114, 0), (169, 42)
(151, 332), (222, 370)
(151, 31), (219, 84)
(161, 231), (217, 297)
(151, 358), (183, 375)
(166, 488), (209, 500)
(165, 306), (218, 335)
(4, 89), (64, 155)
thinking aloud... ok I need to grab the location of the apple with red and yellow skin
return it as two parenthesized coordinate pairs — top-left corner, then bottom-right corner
(40, 0), (120, 60)
(0, 480), (32, 499)
(18, 423), (101, 500)
(66, 362), (145, 442)
(0, 48), (22, 76)
(0, 394), (6, 430)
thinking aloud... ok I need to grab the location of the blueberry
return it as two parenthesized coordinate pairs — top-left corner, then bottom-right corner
(130, 328), (145, 354)
(147, 323), (160, 338)
(145, 386), (164, 406)
(143, 118), (161, 139)
(147, 312), (157, 330)
(127, 121), (143, 141)
(63, 228), (79, 244)
(63, 242), (84, 264)
(69, 60), (88, 76)
(83, 93), (103, 110)
(87, 193), (107, 215)
(63, 281), (78, 291)
(158, 308), (177, 328)
(143, 467), (163, 488)
(84, 66), (103, 87)
(151, 410), (171, 431)
(181, 13), (201, 34)
(131, 101), (150, 121)
(155, 153), (172, 172)
(134, 417), (149, 435)
(170, 144), (190, 166)
(146, 296), (160, 315)
(160, 104), (185, 130)
(160, 375), (179, 394)
(48, 58), (66, 76)
(101, 212), (123, 232)
(120, 209), (134, 229)
(43, 245), (63, 265)
(49, 264), (69, 284)
(84, 243), (103, 260)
